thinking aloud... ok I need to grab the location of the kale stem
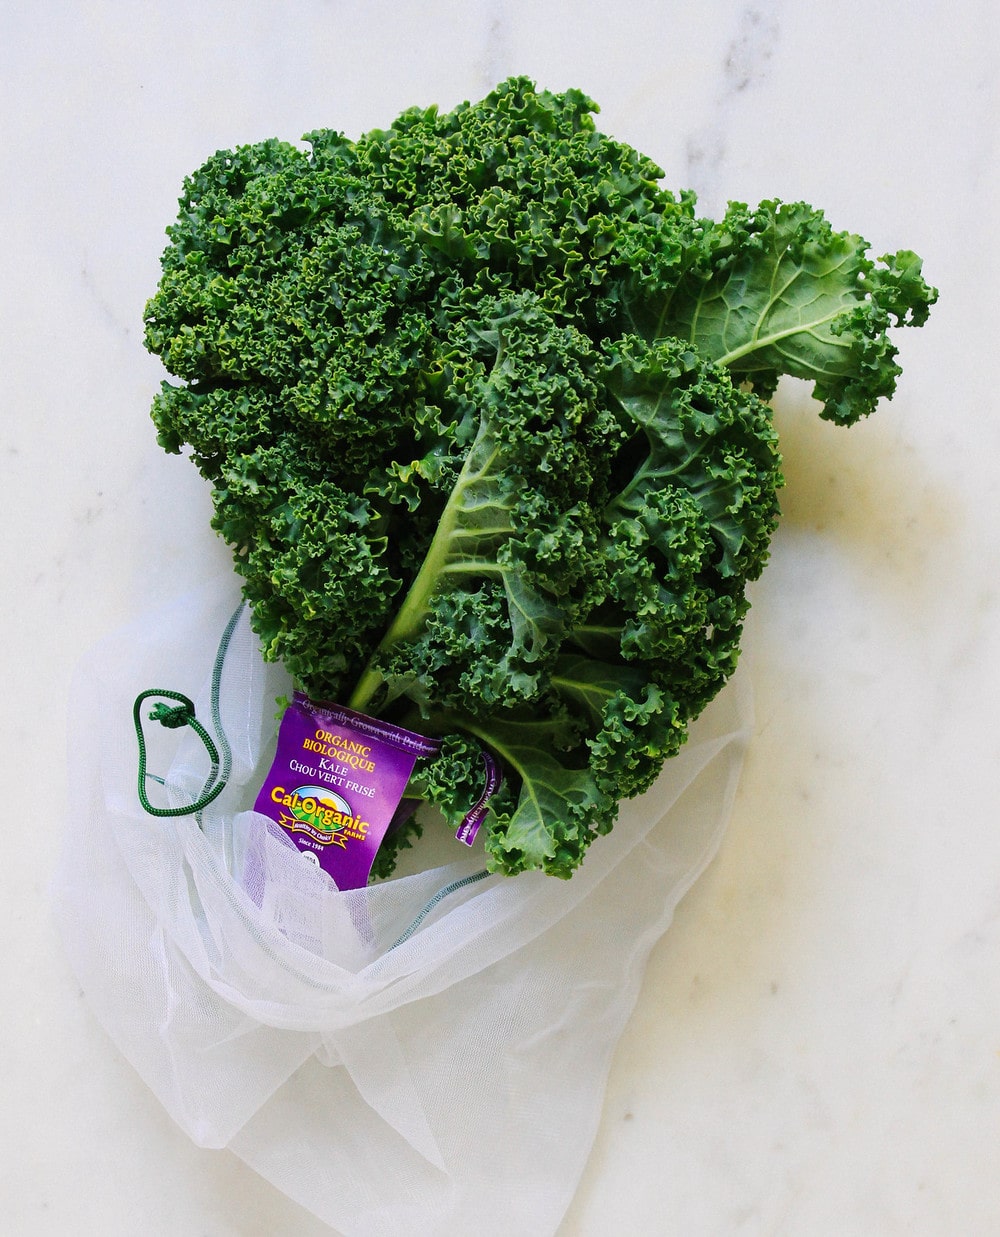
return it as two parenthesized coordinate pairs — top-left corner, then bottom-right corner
(346, 417), (499, 713)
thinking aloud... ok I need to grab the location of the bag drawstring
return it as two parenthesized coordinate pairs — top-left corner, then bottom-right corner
(133, 604), (243, 819)
(133, 689), (226, 817)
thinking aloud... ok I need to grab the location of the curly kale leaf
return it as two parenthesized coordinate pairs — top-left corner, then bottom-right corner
(351, 294), (613, 716)
(626, 199), (937, 425)
(349, 76), (685, 322)
(464, 710), (615, 879)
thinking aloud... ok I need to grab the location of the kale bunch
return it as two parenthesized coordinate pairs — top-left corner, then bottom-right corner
(144, 77), (935, 878)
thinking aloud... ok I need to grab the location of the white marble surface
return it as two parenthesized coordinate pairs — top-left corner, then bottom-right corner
(3, 1), (998, 1232)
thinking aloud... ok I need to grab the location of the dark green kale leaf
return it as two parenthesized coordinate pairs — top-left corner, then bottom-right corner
(620, 199), (937, 424)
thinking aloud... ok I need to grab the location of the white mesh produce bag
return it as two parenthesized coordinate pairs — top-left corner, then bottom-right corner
(53, 574), (751, 1237)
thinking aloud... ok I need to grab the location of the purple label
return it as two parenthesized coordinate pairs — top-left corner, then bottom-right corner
(456, 751), (503, 846)
(253, 692), (440, 890)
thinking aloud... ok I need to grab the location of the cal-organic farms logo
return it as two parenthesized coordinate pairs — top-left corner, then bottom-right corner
(270, 784), (370, 848)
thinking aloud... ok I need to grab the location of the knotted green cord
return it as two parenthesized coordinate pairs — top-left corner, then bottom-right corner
(133, 604), (243, 819)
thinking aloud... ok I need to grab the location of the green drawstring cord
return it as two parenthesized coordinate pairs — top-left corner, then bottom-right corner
(133, 690), (225, 816)
(133, 604), (242, 819)
(389, 868), (491, 949)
